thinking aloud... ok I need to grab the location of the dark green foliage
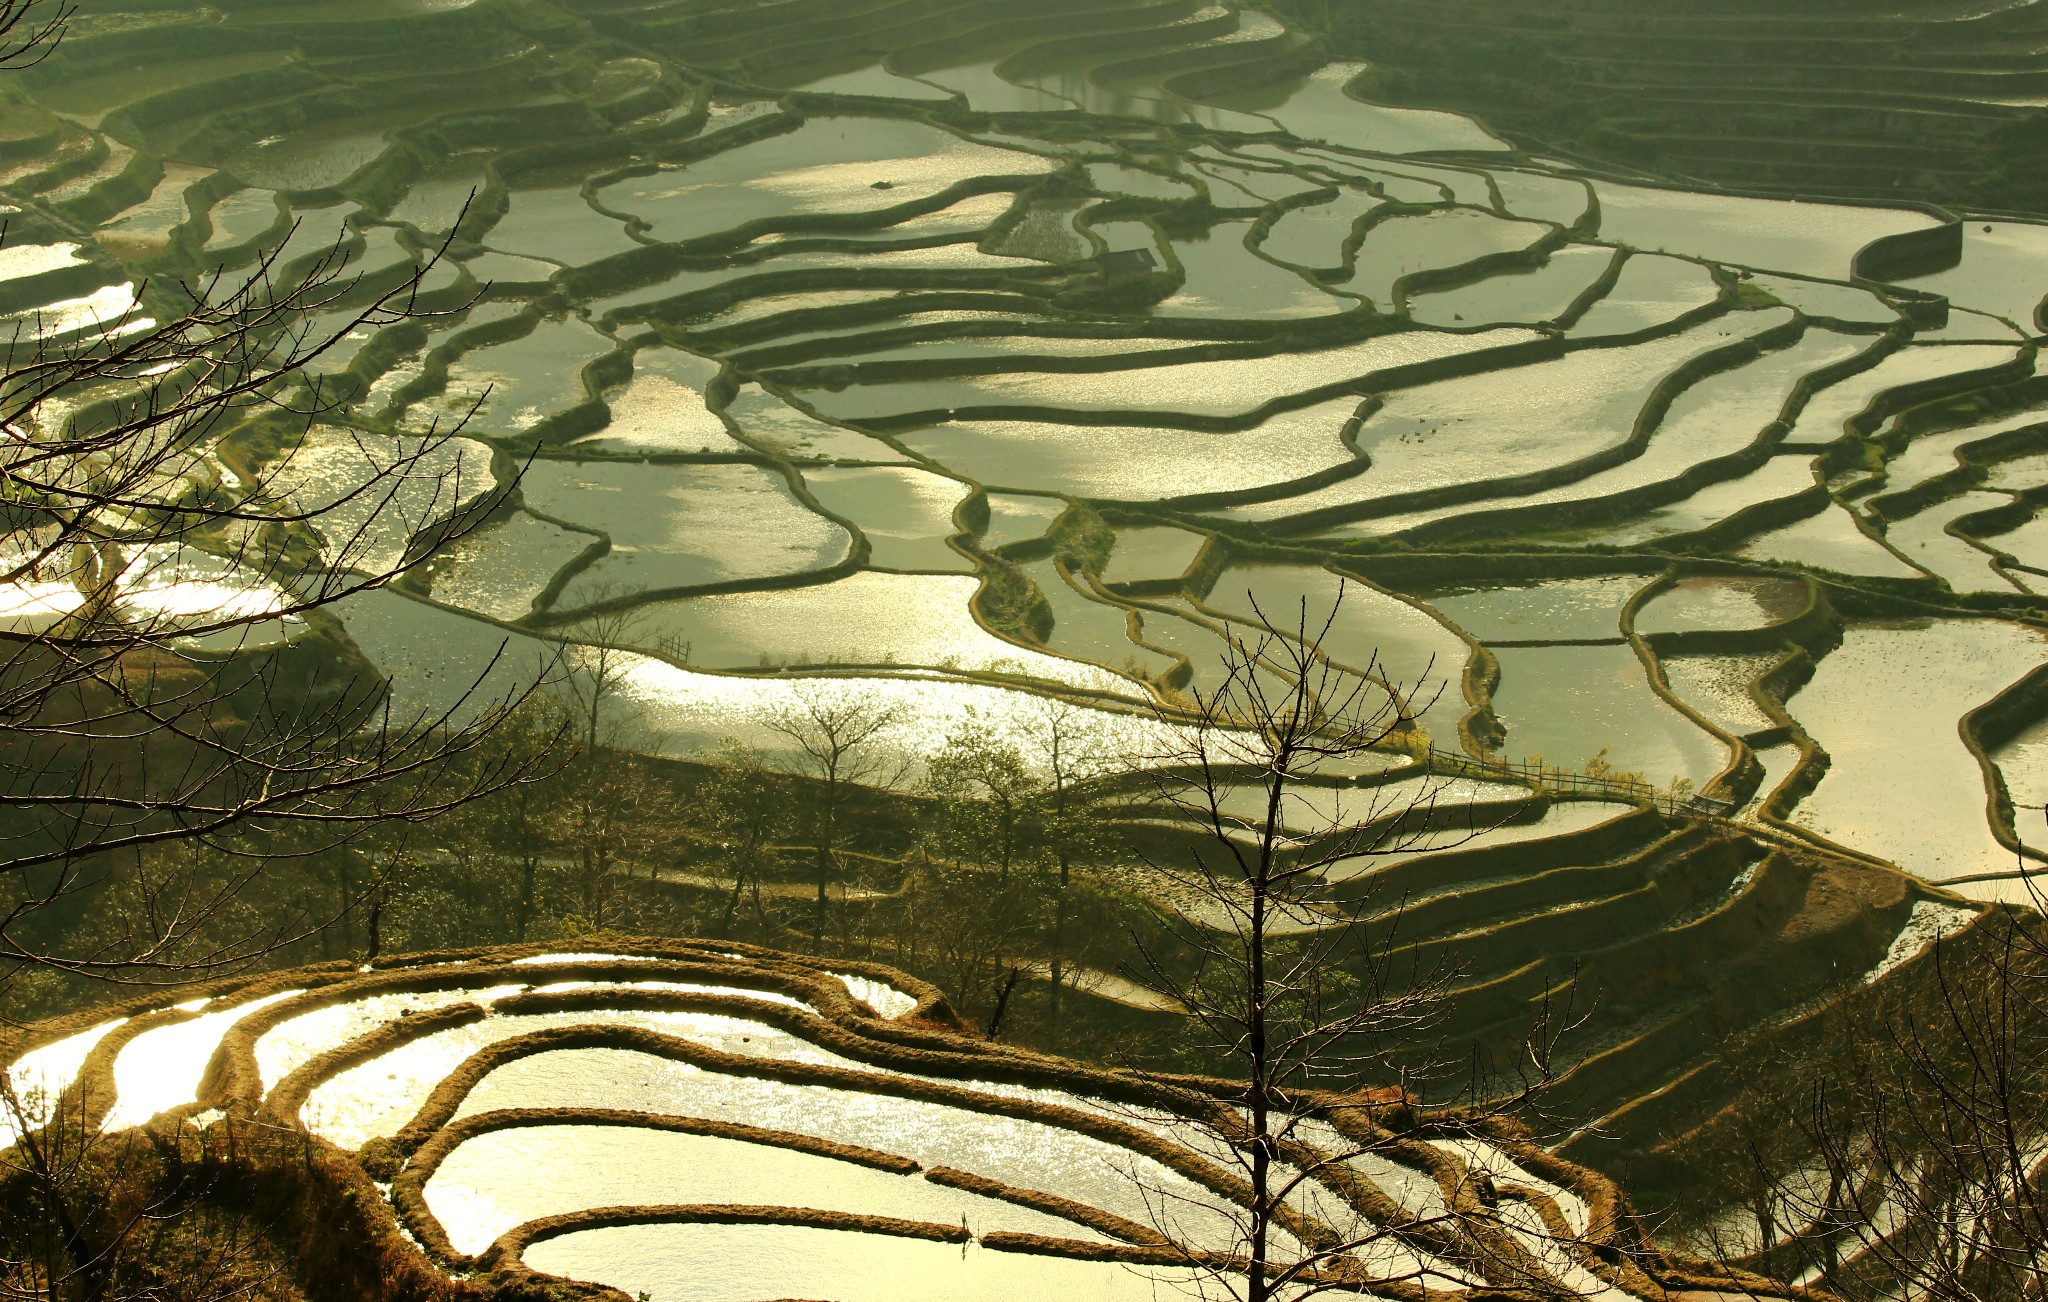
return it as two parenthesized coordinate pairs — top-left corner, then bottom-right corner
(972, 555), (1055, 643)
(1048, 503), (1116, 575)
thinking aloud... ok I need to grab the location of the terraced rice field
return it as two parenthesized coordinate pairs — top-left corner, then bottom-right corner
(0, 945), (1683, 1302)
(4, 0), (2045, 1273)
(1334, 0), (2048, 209)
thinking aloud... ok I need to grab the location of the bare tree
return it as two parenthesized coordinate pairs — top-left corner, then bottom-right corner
(555, 587), (660, 759)
(1747, 897), (2048, 1301)
(533, 597), (681, 933)
(884, 852), (1037, 1030)
(763, 688), (903, 950)
(0, 0), (556, 996)
(449, 696), (569, 945)
(1120, 584), (1513, 1301)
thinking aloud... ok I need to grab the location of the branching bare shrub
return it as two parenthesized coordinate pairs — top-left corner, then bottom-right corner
(0, 4), (557, 995)
(1736, 897), (2048, 1301)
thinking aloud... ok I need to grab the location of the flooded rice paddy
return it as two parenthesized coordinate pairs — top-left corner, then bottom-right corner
(8, 16), (2048, 1283)
(8, 0), (2041, 895)
(0, 947), (1624, 1302)
(1787, 620), (2046, 882)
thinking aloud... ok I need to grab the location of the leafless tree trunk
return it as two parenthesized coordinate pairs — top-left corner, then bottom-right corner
(556, 587), (663, 761)
(1031, 697), (1119, 1036)
(1121, 582), (1520, 1300)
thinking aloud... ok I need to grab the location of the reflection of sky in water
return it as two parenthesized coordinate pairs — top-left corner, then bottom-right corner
(1257, 191), (1384, 270)
(1591, 181), (1940, 280)
(1199, 62), (1508, 154)
(644, 571), (1131, 691)
(429, 1126), (1099, 1254)
(612, 653), (1177, 776)
(1784, 344), (2018, 444)
(1350, 210), (1545, 306)
(1739, 504), (1922, 578)
(1488, 644), (1726, 786)
(1791, 620), (2045, 882)
(1161, 222), (1357, 317)
(1588, 455), (1818, 546)
(426, 318), (612, 430)
(7, 283), (150, 341)
(1994, 715), (2048, 858)
(1354, 330), (1866, 540)
(723, 383), (908, 462)
(1195, 564), (1468, 729)
(533, 460), (852, 607)
(1426, 576), (1644, 642)
(426, 512), (593, 622)
(528, 1224), (1213, 1302)
(599, 119), (1052, 243)
(801, 465), (972, 572)
(105, 990), (302, 1131)
(255, 984), (527, 1092)
(0, 243), (85, 280)
(6, 36), (2007, 1281)
(576, 349), (736, 454)
(1884, 491), (2020, 594)
(1566, 254), (1720, 338)
(304, 1006), (848, 1148)
(799, 329), (1521, 421)
(1235, 324), (1750, 530)
(1901, 220), (2048, 328)
(1100, 528), (1205, 584)
(1660, 654), (1778, 737)
(0, 542), (304, 648)
(1634, 577), (1807, 635)
(281, 429), (496, 575)
(454, 1046), (1249, 1250)
(56, 4), (2038, 903)
(832, 972), (917, 1019)
(1029, 562), (1182, 680)
(0, 578), (85, 633)
(780, 64), (954, 101)
(1, 1019), (125, 1147)
(906, 403), (1429, 504)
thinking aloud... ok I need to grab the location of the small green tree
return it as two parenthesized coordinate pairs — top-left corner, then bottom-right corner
(696, 742), (790, 939)
(924, 717), (1040, 885)
(919, 701), (1125, 1036)
(1027, 697), (1123, 1035)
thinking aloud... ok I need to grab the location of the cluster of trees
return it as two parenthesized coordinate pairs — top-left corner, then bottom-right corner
(301, 685), (1145, 1048)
